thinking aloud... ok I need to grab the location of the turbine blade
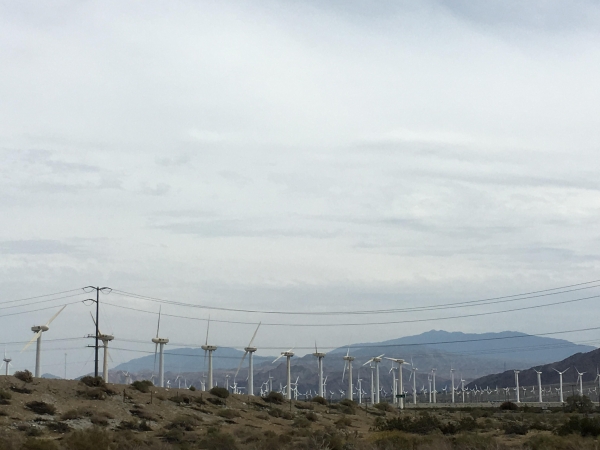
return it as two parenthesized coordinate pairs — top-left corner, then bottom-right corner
(156, 307), (162, 338)
(272, 354), (284, 364)
(21, 330), (42, 352)
(362, 358), (373, 367)
(248, 322), (261, 347)
(376, 354), (385, 359)
(342, 360), (347, 382)
(205, 316), (210, 346)
(45, 305), (67, 327)
(235, 351), (248, 379)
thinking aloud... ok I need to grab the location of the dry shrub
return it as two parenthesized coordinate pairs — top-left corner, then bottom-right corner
(44, 421), (71, 434)
(210, 386), (230, 399)
(263, 391), (285, 404)
(199, 430), (238, 450)
(11, 385), (33, 394)
(131, 380), (153, 393)
(26, 402), (56, 416)
(306, 411), (318, 422)
(14, 370), (33, 383)
(130, 407), (158, 422)
(335, 415), (353, 429)
(311, 396), (327, 405)
(293, 416), (311, 428)
(21, 438), (60, 450)
(295, 402), (314, 410)
(217, 409), (241, 419)
(373, 402), (394, 413)
(79, 376), (105, 388)
(207, 397), (225, 406)
(63, 427), (110, 450)
(167, 414), (202, 431)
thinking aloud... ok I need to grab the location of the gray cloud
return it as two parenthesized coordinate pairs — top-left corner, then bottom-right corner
(0, 239), (77, 255)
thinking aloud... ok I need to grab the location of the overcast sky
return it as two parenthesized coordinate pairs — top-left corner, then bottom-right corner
(2, 1), (600, 377)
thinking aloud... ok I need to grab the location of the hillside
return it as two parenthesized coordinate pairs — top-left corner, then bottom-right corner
(467, 348), (600, 389)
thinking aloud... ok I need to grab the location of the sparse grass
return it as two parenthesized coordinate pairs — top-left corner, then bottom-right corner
(167, 414), (202, 431)
(21, 438), (60, 450)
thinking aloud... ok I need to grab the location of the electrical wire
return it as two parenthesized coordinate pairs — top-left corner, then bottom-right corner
(102, 293), (600, 327)
(0, 288), (84, 306)
(111, 279), (600, 315)
(0, 293), (86, 311)
(0, 301), (82, 319)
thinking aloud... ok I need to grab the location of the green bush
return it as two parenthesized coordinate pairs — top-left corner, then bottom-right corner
(131, 380), (153, 393)
(504, 421), (529, 435)
(189, 385), (196, 391)
(210, 386), (229, 399)
(25, 402), (56, 415)
(14, 370), (34, 383)
(374, 413), (443, 435)
(311, 396), (327, 405)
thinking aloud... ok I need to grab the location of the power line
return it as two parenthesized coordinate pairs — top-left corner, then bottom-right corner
(0, 301), (81, 319)
(102, 293), (600, 327)
(0, 293), (85, 311)
(0, 288), (83, 306)
(111, 279), (600, 315)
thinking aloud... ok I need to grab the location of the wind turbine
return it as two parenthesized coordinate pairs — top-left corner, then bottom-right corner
(460, 375), (466, 403)
(534, 369), (543, 403)
(575, 367), (586, 396)
(21, 305), (66, 378)
(151, 308), (169, 388)
(450, 368), (456, 403)
(553, 367), (569, 403)
(410, 363), (418, 404)
(312, 342), (326, 398)
(1, 349), (12, 376)
(89, 312), (114, 383)
(234, 323), (261, 396)
(514, 370), (521, 403)
(342, 349), (355, 401)
(363, 354), (384, 404)
(273, 349), (294, 400)
(431, 369), (437, 403)
(200, 318), (217, 390)
(385, 358), (408, 409)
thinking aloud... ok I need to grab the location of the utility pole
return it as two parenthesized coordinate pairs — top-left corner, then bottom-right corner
(83, 286), (111, 378)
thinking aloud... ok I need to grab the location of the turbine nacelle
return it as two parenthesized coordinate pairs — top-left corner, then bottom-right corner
(201, 345), (218, 351)
(152, 338), (169, 344)
(31, 325), (49, 333)
(244, 346), (257, 353)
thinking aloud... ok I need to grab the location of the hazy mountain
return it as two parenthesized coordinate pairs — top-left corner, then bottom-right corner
(467, 348), (600, 389)
(114, 347), (276, 373)
(112, 330), (595, 398)
(41, 373), (61, 379)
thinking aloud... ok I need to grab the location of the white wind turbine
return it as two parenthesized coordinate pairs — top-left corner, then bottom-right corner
(431, 369), (437, 403)
(342, 349), (355, 401)
(595, 368), (600, 399)
(151, 308), (169, 388)
(534, 368), (543, 403)
(410, 361), (419, 404)
(312, 342), (326, 398)
(273, 349), (294, 400)
(385, 358), (408, 409)
(460, 375), (466, 403)
(89, 312), (114, 383)
(450, 367), (456, 403)
(363, 354), (384, 404)
(234, 323), (261, 396)
(575, 367), (586, 396)
(514, 370), (521, 403)
(1, 349), (12, 376)
(553, 367), (569, 403)
(200, 317), (217, 390)
(21, 305), (66, 378)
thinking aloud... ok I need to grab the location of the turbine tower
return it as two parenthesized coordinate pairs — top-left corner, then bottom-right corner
(152, 308), (169, 388)
(312, 343), (326, 398)
(1, 349), (12, 376)
(235, 323), (261, 396)
(431, 368), (437, 403)
(514, 370), (521, 403)
(450, 368), (456, 403)
(385, 358), (408, 409)
(273, 349), (294, 400)
(575, 367), (586, 396)
(89, 312), (114, 383)
(553, 368), (569, 403)
(411, 364), (419, 404)
(21, 306), (66, 378)
(201, 318), (217, 390)
(534, 369), (543, 403)
(342, 349), (355, 401)
(363, 354), (384, 404)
